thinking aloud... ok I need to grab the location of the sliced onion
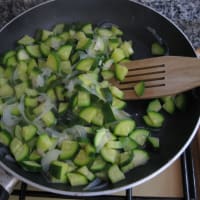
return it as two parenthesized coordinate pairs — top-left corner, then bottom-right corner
(96, 128), (112, 152)
(84, 178), (108, 191)
(111, 107), (131, 120)
(64, 125), (88, 139)
(35, 75), (45, 87)
(41, 149), (61, 172)
(2, 104), (21, 127)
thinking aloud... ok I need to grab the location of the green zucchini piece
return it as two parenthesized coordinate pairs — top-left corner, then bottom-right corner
(52, 23), (65, 35)
(151, 42), (165, 56)
(76, 58), (95, 72)
(91, 108), (104, 126)
(90, 156), (107, 172)
(0, 130), (12, 146)
(49, 160), (71, 183)
(77, 90), (91, 107)
(78, 166), (95, 181)
(114, 119), (136, 136)
(17, 49), (30, 61)
(79, 106), (97, 123)
(82, 23), (93, 35)
(39, 43), (50, 56)
(74, 149), (90, 166)
(132, 149), (149, 167)
(2, 50), (16, 65)
(18, 35), (35, 45)
(0, 84), (14, 97)
(21, 160), (42, 172)
(36, 133), (56, 153)
(29, 150), (41, 162)
(111, 26), (123, 36)
(115, 64), (128, 81)
(175, 94), (187, 111)
(68, 172), (88, 186)
(41, 111), (56, 127)
(101, 70), (114, 80)
(134, 81), (145, 97)
(21, 125), (37, 142)
(119, 151), (133, 167)
(120, 41), (134, 57)
(148, 136), (160, 148)
(112, 97), (126, 109)
(46, 52), (60, 72)
(57, 45), (72, 61)
(163, 98), (175, 114)
(109, 86), (124, 99)
(147, 111), (165, 128)
(101, 146), (119, 164)
(108, 164), (125, 183)
(59, 140), (79, 160)
(26, 45), (42, 58)
(111, 48), (126, 63)
(106, 140), (123, 149)
(129, 128), (150, 146)
(119, 137), (138, 151)
(147, 99), (162, 112)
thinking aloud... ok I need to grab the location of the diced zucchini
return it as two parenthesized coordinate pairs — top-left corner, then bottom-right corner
(10, 138), (29, 162)
(130, 128), (150, 146)
(94, 128), (110, 151)
(119, 137), (138, 151)
(120, 41), (134, 57)
(57, 45), (72, 61)
(115, 64), (128, 81)
(0, 130), (12, 146)
(119, 151), (133, 167)
(111, 48), (126, 63)
(112, 97), (126, 109)
(37, 29), (53, 41)
(148, 136), (160, 148)
(77, 90), (91, 107)
(58, 102), (69, 114)
(74, 149), (90, 166)
(78, 166), (95, 181)
(21, 160), (42, 172)
(46, 52), (60, 72)
(109, 86), (124, 99)
(76, 58), (95, 72)
(17, 49), (30, 61)
(151, 42), (165, 56)
(114, 119), (136, 136)
(2, 50), (16, 65)
(132, 149), (149, 167)
(41, 111), (56, 127)
(163, 98), (175, 114)
(101, 70), (114, 80)
(147, 111), (165, 128)
(52, 23), (65, 35)
(111, 26), (123, 36)
(147, 99), (162, 112)
(108, 164), (125, 183)
(49, 160), (71, 183)
(106, 140), (123, 149)
(91, 108), (104, 126)
(82, 23), (93, 35)
(21, 125), (37, 142)
(97, 28), (113, 38)
(14, 82), (28, 99)
(59, 140), (79, 160)
(134, 81), (145, 97)
(39, 43), (50, 56)
(68, 172), (88, 186)
(175, 94), (186, 111)
(0, 84), (14, 97)
(90, 156), (107, 172)
(24, 96), (38, 108)
(18, 35), (35, 45)
(76, 37), (92, 50)
(101, 146), (119, 164)
(79, 106), (97, 123)
(36, 133), (56, 153)
(29, 150), (41, 161)
(26, 45), (41, 58)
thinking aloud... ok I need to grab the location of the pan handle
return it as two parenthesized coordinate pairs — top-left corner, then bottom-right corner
(0, 167), (18, 200)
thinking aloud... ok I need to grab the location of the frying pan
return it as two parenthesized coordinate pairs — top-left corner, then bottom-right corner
(0, 0), (200, 198)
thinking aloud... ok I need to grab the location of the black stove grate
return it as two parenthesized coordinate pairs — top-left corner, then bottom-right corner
(11, 147), (197, 200)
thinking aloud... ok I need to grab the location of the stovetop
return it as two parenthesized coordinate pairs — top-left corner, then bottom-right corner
(0, 1), (200, 200)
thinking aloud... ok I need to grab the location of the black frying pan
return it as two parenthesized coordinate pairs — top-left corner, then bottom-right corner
(0, 0), (200, 198)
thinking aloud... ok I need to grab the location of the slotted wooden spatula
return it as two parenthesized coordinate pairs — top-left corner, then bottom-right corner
(112, 56), (200, 100)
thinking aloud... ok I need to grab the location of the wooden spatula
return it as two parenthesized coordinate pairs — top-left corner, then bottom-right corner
(112, 56), (200, 100)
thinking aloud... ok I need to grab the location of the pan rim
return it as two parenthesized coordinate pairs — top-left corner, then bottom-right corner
(0, 0), (199, 196)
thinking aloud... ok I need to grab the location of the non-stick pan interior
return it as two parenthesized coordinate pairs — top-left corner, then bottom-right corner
(0, 0), (199, 195)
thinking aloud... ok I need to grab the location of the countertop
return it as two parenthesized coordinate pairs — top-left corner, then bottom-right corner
(0, 0), (200, 49)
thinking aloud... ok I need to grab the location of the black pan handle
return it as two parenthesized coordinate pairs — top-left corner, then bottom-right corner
(0, 167), (18, 200)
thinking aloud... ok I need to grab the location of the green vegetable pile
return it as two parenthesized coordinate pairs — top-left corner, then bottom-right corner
(0, 23), (186, 189)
